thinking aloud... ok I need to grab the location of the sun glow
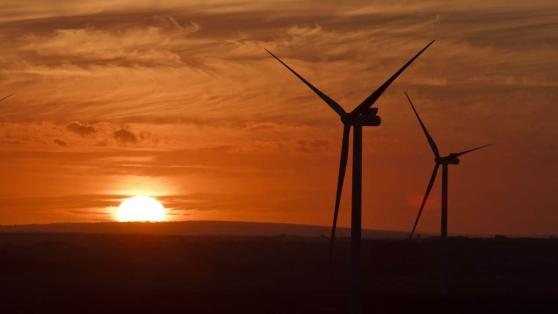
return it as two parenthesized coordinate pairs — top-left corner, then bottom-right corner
(116, 196), (166, 222)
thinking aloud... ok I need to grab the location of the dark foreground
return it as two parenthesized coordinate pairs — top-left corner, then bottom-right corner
(0, 233), (557, 313)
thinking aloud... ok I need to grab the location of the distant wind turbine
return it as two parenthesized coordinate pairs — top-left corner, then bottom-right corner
(405, 92), (491, 240)
(405, 92), (490, 295)
(267, 41), (434, 314)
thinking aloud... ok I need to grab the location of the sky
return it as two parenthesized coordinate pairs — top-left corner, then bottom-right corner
(0, 0), (557, 236)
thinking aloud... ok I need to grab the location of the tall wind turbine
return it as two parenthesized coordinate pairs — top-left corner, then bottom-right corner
(267, 41), (433, 314)
(405, 92), (490, 239)
(405, 92), (490, 295)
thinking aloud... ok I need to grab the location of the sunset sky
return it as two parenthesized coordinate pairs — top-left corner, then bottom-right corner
(0, 0), (557, 235)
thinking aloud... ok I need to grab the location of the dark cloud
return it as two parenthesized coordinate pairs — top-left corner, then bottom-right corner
(113, 128), (138, 144)
(53, 138), (67, 146)
(66, 122), (95, 136)
(296, 139), (330, 153)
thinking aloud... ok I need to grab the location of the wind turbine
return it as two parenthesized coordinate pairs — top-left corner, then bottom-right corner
(405, 92), (490, 240)
(405, 92), (490, 295)
(266, 41), (434, 314)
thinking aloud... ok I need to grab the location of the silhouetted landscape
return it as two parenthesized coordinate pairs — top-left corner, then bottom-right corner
(0, 220), (406, 238)
(2, 1), (558, 314)
(0, 223), (557, 313)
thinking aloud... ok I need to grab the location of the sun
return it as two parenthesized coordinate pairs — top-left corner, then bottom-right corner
(116, 196), (166, 222)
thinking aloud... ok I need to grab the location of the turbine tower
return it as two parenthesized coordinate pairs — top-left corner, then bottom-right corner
(405, 92), (490, 295)
(267, 41), (433, 314)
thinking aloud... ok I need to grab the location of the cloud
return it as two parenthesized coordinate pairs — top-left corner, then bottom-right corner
(159, 193), (267, 211)
(53, 139), (68, 146)
(113, 128), (138, 144)
(66, 122), (96, 136)
(1, 0), (556, 127)
(0, 194), (121, 211)
(296, 139), (330, 153)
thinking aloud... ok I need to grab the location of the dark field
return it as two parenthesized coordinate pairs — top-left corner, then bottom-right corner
(1, 233), (557, 313)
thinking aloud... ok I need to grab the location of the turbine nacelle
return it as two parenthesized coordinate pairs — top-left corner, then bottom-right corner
(353, 107), (382, 126)
(341, 107), (381, 126)
(437, 155), (460, 165)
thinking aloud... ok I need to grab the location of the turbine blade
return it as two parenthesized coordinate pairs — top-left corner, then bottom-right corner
(329, 124), (351, 261)
(350, 40), (434, 117)
(0, 94), (13, 103)
(265, 49), (346, 117)
(409, 163), (440, 239)
(454, 144), (492, 157)
(405, 92), (440, 158)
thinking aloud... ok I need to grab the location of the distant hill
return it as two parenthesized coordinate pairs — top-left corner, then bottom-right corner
(0, 220), (407, 238)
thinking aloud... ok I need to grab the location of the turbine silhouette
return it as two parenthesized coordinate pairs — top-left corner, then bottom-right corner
(405, 92), (490, 295)
(405, 92), (490, 239)
(267, 41), (434, 314)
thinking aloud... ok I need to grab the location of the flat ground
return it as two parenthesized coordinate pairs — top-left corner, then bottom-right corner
(0, 233), (556, 313)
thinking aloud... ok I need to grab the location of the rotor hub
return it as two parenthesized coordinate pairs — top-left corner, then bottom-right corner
(438, 155), (460, 165)
(342, 108), (382, 126)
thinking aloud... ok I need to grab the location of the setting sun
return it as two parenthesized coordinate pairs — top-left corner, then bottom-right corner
(116, 196), (166, 222)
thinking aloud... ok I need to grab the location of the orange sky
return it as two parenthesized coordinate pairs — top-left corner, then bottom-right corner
(0, 0), (557, 235)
